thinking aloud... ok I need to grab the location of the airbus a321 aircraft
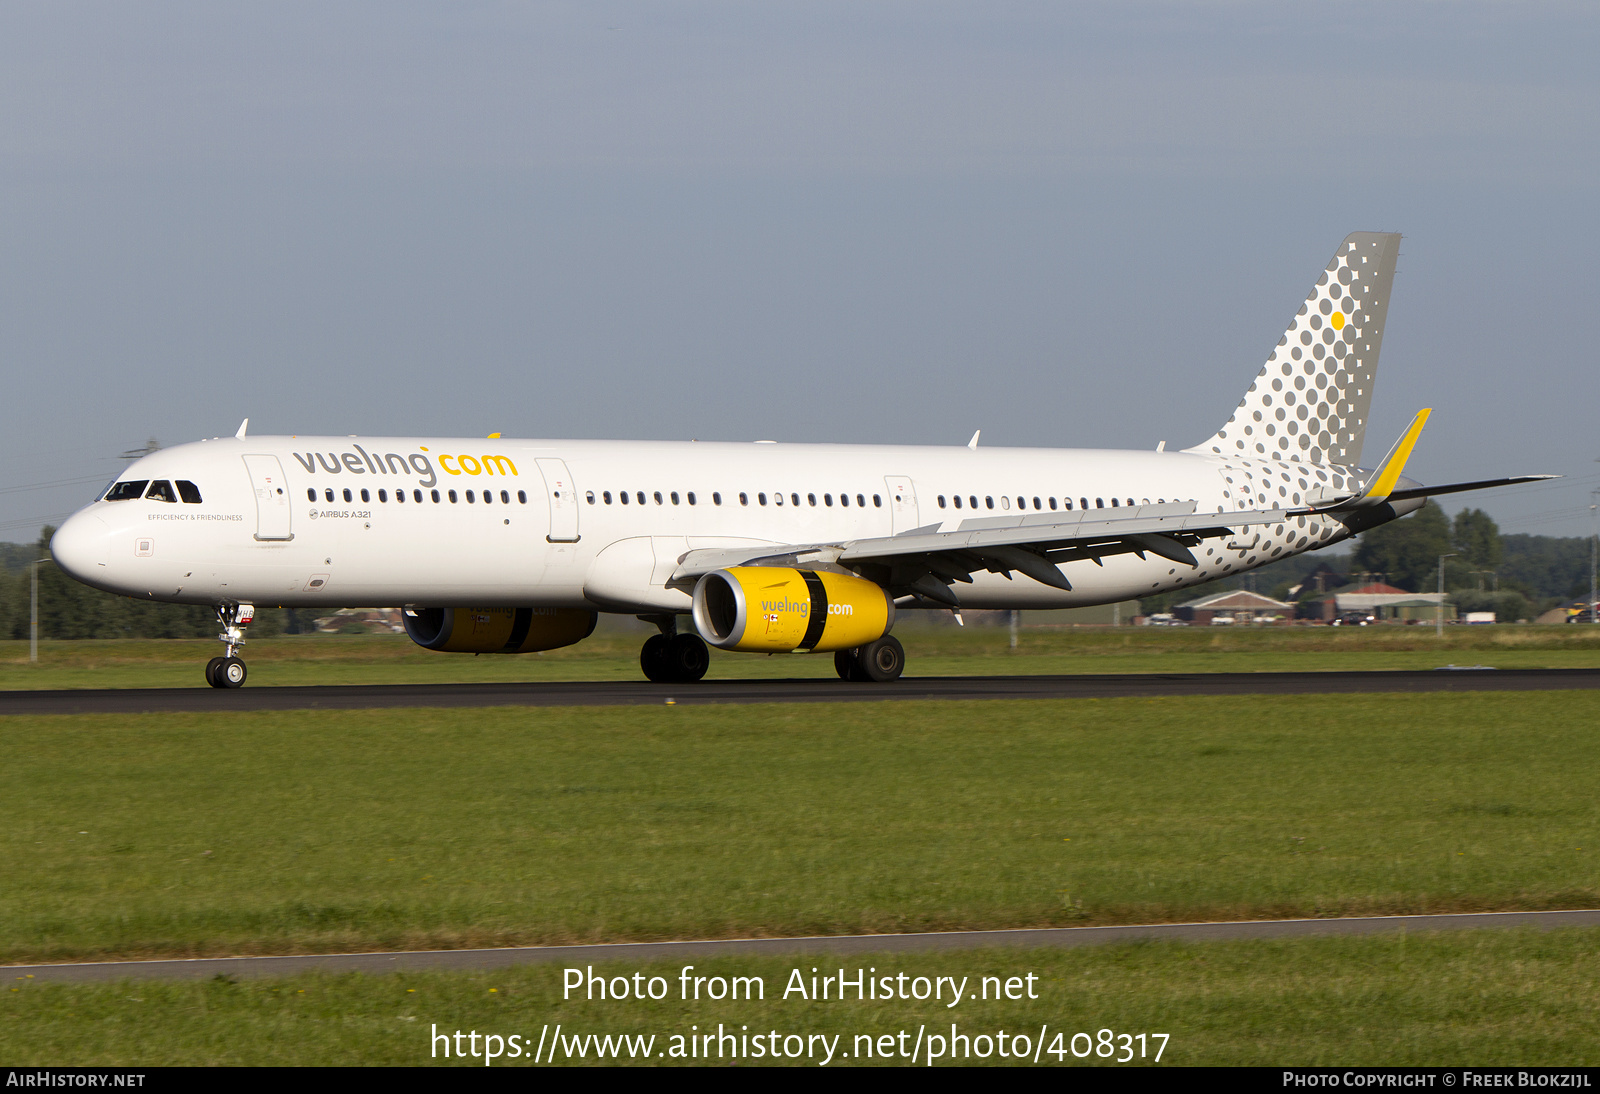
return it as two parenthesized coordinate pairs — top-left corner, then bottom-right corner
(50, 233), (1551, 688)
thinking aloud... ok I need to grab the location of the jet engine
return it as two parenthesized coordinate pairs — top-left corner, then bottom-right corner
(403, 607), (598, 654)
(691, 567), (894, 653)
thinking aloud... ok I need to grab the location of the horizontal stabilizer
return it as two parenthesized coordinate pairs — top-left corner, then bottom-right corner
(1384, 475), (1560, 502)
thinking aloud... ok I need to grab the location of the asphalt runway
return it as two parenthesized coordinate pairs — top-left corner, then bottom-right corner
(8, 910), (1599, 983)
(0, 667), (1597, 716)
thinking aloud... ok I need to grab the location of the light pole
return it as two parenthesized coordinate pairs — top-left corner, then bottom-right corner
(30, 557), (50, 663)
(1437, 553), (1457, 638)
(1580, 458), (1600, 624)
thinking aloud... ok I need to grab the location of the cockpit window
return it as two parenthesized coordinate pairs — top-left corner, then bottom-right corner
(104, 480), (149, 502)
(145, 480), (178, 503)
(176, 480), (203, 504)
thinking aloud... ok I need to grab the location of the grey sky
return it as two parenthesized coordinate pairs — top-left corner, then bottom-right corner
(4, 1), (1597, 543)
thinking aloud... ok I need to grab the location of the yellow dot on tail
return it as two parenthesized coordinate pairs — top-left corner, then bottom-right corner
(1331, 311), (1345, 330)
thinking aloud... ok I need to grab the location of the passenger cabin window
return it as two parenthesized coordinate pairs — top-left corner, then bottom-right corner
(306, 488), (317, 501)
(1048, 497), (1057, 510)
(873, 494), (882, 507)
(856, 494), (866, 507)
(603, 491), (613, 504)
(343, 488), (353, 503)
(396, 489), (406, 503)
(636, 492), (645, 504)
(687, 492), (697, 505)
(361, 489), (371, 502)
(1096, 498), (1104, 508)
(1110, 498), (1119, 507)
(968, 496), (977, 509)
(619, 491), (629, 504)
(839, 493), (849, 507)
(670, 492), (680, 505)
(104, 480), (148, 502)
(518, 491), (527, 503)
(448, 490), (458, 503)
(431, 490), (441, 503)
(824, 494), (833, 507)
(953, 495), (962, 509)
(807, 493), (816, 507)
(378, 489), (387, 502)
(176, 480), (202, 504)
(791, 493), (801, 506)
(758, 493), (767, 506)
(466, 490), (475, 502)
(774, 493), (783, 506)
(654, 491), (663, 505)
(502, 491), (510, 503)
(738, 492), (747, 505)
(985, 496), (994, 510)
(937, 495), (946, 508)
(326, 489), (335, 502)
(145, 480), (177, 503)
(585, 491), (595, 505)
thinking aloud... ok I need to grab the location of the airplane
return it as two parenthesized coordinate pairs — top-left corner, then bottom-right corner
(48, 232), (1552, 688)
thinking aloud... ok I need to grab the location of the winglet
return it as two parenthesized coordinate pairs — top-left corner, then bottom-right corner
(1351, 408), (1430, 506)
(235, 418), (249, 439)
(967, 430), (980, 450)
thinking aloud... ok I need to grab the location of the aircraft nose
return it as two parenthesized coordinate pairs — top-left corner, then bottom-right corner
(50, 510), (109, 583)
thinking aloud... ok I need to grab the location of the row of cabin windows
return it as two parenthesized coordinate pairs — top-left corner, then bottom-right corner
(585, 490), (884, 509)
(104, 479), (204, 504)
(935, 494), (1145, 512)
(309, 486), (529, 505)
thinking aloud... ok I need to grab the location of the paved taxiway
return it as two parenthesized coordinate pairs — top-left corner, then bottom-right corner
(0, 667), (1596, 716)
(7, 910), (1598, 983)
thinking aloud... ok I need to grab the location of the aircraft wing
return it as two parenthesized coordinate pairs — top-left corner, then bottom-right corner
(668, 500), (1296, 605)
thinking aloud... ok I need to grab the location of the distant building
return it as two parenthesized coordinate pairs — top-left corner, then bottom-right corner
(1332, 586), (1452, 623)
(1174, 589), (1294, 625)
(313, 607), (407, 634)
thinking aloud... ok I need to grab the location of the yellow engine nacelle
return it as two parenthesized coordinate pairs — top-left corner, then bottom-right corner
(403, 607), (598, 654)
(691, 567), (895, 653)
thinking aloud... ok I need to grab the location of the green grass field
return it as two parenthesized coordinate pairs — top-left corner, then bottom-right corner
(7, 932), (1600, 1065)
(2, 622), (1599, 690)
(4, 693), (1598, 965)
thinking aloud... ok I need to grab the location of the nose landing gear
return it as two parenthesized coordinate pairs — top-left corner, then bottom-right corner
(206, 603), (254, 688)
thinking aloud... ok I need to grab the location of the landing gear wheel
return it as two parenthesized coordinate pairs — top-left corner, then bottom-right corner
(205, 657), (226, 688)
(640, 634), (674, 683)
(857, 635), (905, 682)
(834, 649), (865, 681)
(216, 657), (247, 689)
(665, 633), (710, 683)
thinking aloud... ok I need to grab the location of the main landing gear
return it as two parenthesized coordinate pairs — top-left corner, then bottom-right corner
(638, 616), (710, 684)
(834, 635), (906, 682)
(205, 602), (254, 689)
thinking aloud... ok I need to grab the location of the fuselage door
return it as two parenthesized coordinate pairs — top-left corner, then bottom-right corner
(243, 454), (294, 541)
(537, 458), (580, 543)
(884, 475), (919, 535)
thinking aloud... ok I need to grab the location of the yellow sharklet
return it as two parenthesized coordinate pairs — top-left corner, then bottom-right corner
(1363, 408), (1432, 501)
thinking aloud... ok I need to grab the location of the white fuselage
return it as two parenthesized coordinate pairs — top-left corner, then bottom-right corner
(50, 434), (1402, 614)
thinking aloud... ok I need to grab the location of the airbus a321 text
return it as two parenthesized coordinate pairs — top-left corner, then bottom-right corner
(50, 233), (1552, 687)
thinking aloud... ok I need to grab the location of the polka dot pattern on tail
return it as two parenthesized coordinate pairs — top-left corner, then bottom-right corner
(1188, 233), (1401, 469)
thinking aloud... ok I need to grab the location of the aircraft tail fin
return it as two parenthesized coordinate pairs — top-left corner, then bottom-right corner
(1187, 232), (1401, 467)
